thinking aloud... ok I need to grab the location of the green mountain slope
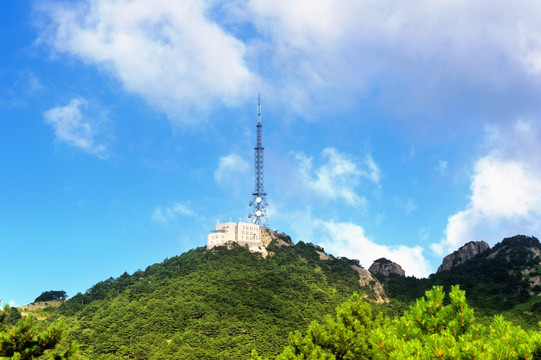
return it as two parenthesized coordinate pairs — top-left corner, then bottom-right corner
(41, 238), (379, 359)
(34, 233), (541, 359)
(378, 235), (541, 325)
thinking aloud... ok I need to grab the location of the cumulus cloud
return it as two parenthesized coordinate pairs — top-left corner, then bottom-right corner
(44, 97), (107, 157)
(316, 219), (431, 277)
(294, 148), (379, 207)
(37, 0), (255, 122)
(273, 205), (431, 276)
(433, 120), (541, 255)
(37, 1), (541, 125)
(152, 202), (195, 223)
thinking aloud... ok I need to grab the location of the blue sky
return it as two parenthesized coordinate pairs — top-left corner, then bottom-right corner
(3, 0), (541, 306)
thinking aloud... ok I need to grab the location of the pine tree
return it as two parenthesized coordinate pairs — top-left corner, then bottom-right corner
(0, 305), (81, 360)
(254, 285), (541, 359)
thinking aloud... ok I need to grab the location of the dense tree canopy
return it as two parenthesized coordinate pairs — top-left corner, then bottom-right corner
(29, 235), (541, 359)
(34, 292), (68, 303)
(254, 286), (541, 359)
(0, 305), (80, 360)
(378, 235), (541, 325)
(41, 242), (369, 359)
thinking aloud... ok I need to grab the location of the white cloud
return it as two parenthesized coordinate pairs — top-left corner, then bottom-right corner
(243, 1), (541, 114)
(316, 219), (431, 278)
(44, 97), (107, 157)
(0, 299), (18, 307)
(519, 23), (541, 74)
(363, 154), (381, 183)
(214, 153), (250, 184)
(38, 0), (256, 123)
(152, 202), (195, 223)
(271, 205), (432, 276)
(37, 1), (541, 125)
(294, 148), (379, 207)
(433, 120), (541, 255)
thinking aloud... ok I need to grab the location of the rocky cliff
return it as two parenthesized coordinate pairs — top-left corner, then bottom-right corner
(260, 228), (293, 247)
(369, 258), (405, 277)
(437, 240), (490, 273)
(351, 265), (388, 303)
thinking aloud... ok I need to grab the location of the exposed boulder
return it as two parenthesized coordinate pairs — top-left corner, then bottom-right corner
(369, 258), (405, 277)
(437, 241), (490, 273)
(260, 228), (293, 247)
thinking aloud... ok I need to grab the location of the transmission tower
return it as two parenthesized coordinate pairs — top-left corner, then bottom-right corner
(248, 94), (268, 226)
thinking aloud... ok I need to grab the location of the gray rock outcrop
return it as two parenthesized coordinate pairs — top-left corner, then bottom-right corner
(350, 265), (388, 303)
(369, 258), (406, 277)
(437, 241), (490, 273)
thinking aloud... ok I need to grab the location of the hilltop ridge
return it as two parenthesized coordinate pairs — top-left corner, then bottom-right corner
(25, 232), (541, 359)
(38, 235), (385, 359)
(437, 240), (490, 272)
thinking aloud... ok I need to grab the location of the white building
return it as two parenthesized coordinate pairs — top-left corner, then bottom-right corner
(207, 221), (261, 249)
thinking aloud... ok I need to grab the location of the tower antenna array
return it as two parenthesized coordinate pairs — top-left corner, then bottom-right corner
(248, 94), (268, 226)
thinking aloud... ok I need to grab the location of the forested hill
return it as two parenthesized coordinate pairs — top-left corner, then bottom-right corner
(39, 237), (382, 359)
(31, 233), (541, 359)
(377, 235), (541, 325)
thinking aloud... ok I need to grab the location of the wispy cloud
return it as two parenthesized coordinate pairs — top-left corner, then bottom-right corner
(44, 97), (108, 157)
(214, 153), (250, 185)
(152, 202), (195, 223)
(404, 199), (418, 214)
(23, 71), (44, 95)
(293, 147), (379, 207)
(0, 71), (45, 108)
(433, 157), (448, 174)
(433, 120), (541, 255)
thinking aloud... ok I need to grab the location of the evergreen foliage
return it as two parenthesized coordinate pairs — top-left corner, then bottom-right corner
(254, 286), (541, 359)
(43, 241), (368, 359)
(32, 234), (541, 359)
(372, 258), (392, 264)
(379, 235), (541, 323)
(34, 292), (67, 303)
(0, 305), (81, 360)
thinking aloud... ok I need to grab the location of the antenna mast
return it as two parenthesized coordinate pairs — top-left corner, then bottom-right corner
(248, 94), (268, 226)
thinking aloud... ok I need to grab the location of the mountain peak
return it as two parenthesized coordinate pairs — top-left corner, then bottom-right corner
(437, 240), (490, 273)
(369, 258), (405, 277)
(496, 235), (541, 250)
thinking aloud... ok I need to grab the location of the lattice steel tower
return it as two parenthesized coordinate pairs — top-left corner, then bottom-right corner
(248, 94), (268, 226)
